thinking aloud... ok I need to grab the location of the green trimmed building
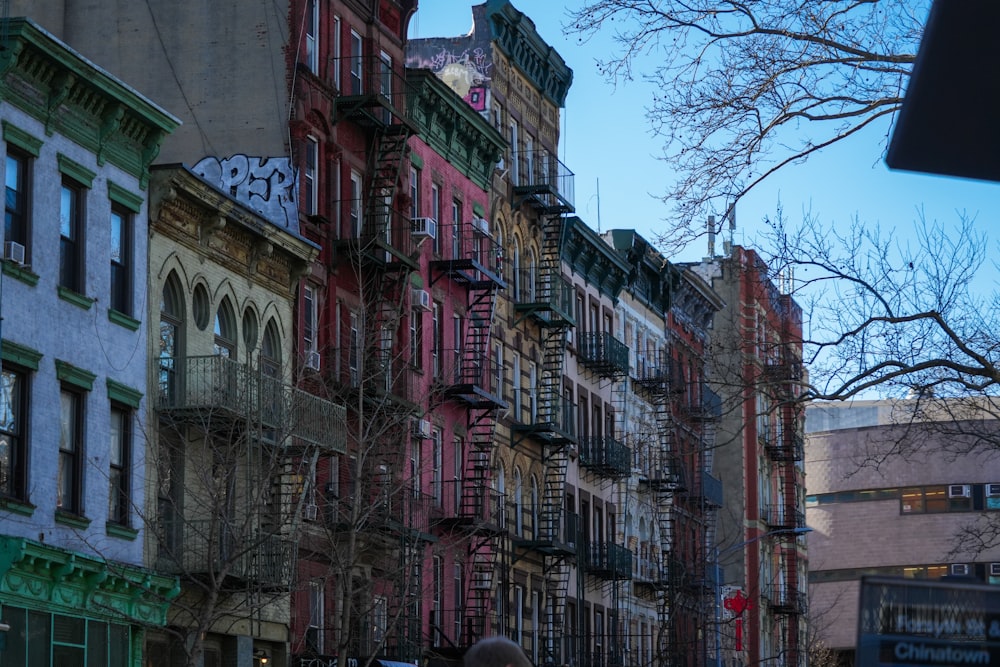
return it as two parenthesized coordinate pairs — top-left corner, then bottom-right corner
(0, 18), (179, 665)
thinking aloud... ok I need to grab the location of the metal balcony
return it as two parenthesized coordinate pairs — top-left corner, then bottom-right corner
(333, 206), (419, 271)
(578, 436), (632, 478)
(676, 385), (722, 421)
(435, 351), (506, 409)
(511, 149), (575, 213)
(763, 583), (808, 614)
(637, 452), (686, 491)
(432, 481), (506, 534)
(157, 355), (347, 452)
(764, 428), (805, 461)
(157, 519), (292, 588)
(367, 484), (435, 539)
(514, 508), (579, 556)
(332, 55), (416, 130)
(513, 269), (575, 326)
(329, 347), (418, 409)
(681, 470), (724, 507)
(578, 331), (630, 377)
(584, 541), (633, 580)
(429, 220), (506, 289)
(633, 556), (669, 590)
(763, 504), (807, 530)
(512, 396), (577, 444)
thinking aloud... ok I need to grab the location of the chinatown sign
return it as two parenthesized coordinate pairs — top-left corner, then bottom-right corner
(857, 576), (1000, 666)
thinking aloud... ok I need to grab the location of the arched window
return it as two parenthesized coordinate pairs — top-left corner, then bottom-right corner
(159, 273), (184, 400)
(261, 319), (281, 377)
(495, 465), (506, 527)
(526, 248), (537, 301)
(512, 237), (522, 301)
(513, 468), (523, 535)
(214, 297), (237, 357)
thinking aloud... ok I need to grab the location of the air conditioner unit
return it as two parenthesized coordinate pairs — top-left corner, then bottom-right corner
(413, 418), (433, 439)
(411, 217), (437, 240)
(304, 503), (318, 521)
(991, 563), (1000, 577)
(304, 350), (321, 371)
(987, 484), (1000, 497)
(324, 481), (338, 497)
(411, 289), (431, 312)
(950, 563), (970, 576)
(949, 484), (971, 498)
(3, 241), (25, 265)
(470, 216), (490, 235)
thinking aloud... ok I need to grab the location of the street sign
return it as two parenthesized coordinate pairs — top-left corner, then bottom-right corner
(857, 575), (1000, 666)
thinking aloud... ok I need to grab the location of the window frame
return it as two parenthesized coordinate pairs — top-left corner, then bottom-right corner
(58, 385), (85, 515)
(109, 204), (132, 315)
(108, 403), (131, 526)
(305, 0), (319, 75)
(5, 147), (31, 253)
(304, 136), (319, 216)
(0, 362), (29, 501)
(59, 178), (85, 293)
(350, 29), (363, 94)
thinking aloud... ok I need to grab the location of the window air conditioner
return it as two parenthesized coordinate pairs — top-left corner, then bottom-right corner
(305, 350), (322, 371)
(988, 484), (1000, 497)
(324, 482), (338, 497)
(411, 289), (432, 312)
(3, 241), (25, 265)
(949, 484), (971, 498)
(471, 216), (490, 235)
(411, 217), (437, 240)
(991, 563), (1000, 577)
(951, 563), (970, 576)
(413, 418), (433, 439)
(304, 504), (318, 521)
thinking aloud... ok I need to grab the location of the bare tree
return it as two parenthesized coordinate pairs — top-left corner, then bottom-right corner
(567, 0), (926, 244)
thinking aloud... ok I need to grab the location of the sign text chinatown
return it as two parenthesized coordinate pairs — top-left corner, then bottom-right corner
(858, 576), (1000, 666)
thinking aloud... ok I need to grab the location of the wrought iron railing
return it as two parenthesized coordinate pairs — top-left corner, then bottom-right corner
(158, 355), (347, 452)
(511, 149), (575, 210)
(579, 436), (632, 477)
(578, 331), (630, 377)
(584, 541), (634, 580)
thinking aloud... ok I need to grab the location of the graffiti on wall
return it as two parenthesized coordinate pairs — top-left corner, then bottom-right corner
(193, 155), (299, 233)
(408, 46), (492, 113)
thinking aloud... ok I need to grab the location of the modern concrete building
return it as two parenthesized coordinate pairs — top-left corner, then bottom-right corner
(0, 17), (179, 665)
(806, 399), (1000, 664)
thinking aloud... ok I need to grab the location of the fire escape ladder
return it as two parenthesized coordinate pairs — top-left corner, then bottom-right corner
(465, 545), (497, 644)
(463, 285), (497, 380)
(655, 499), (676, 667)
(541, 442), (571, 665)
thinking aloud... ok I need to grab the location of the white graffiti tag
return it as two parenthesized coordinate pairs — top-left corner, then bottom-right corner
(193, 155), (300, 233)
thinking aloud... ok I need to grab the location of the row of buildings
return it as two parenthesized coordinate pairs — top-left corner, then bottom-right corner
(0, 2), (807, 667)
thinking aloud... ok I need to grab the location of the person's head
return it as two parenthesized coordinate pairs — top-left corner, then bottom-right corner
(463, 636), (533, 667)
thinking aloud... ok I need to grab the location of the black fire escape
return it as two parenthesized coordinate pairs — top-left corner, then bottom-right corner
(429, 217), (508, 646)
(510, 148), (576, 666)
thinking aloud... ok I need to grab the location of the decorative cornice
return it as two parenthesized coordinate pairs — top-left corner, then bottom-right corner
(485, 0), (573, 107)
(0, 535), (179, 626)
(562, 217), (630, 302)
(406, 68), (505, 191)
(0, 18), (180, 189)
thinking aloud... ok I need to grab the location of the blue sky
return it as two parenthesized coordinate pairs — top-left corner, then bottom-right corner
(409, 1), (999, 265)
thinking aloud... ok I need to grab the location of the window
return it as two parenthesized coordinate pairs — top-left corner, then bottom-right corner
(159, 274), (183, 401)
(432, 301), (442, 378)
(108, 404), (131, 525)
(304, 136), (318, 215)
(431, 429), (443, 505)
(5, 149), (30, 254)
(409, 167), (420, 219)
(513, 468), (523, 534)
(509, 119), (519, 184)
(528, 361), (538, 421)
(0, 364), (28, 500)
(453, 562), (464, 640)
(430, 183), (441, 253)
(379, 50), (392, 123)
(305, 0), (319, 74)
(494, 343), (503, 399)
(432, 555), (443, 646)
(109, 205), (131, 314)
(410, 311), (423, 370)
(452, 314), (463, 379)
(514, 584), (524, 641)
(332, 16), (342, 88)
(349, 311), (360, 387)
(451, 199), (461, 258)
(349, 170), (362, 236)
(307, 580), (324, 653)
(532, 590), (542, 663)
(214, 297), (237, 357)
(58, 387), (84, 514)
(512, 353), (521, 421)
(261, 320), (281, 377)
(59, 180), (84, 292)
(901, 485), (972, 514)
(303, 284), (318, 359)
(350, 30), (363, 94)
